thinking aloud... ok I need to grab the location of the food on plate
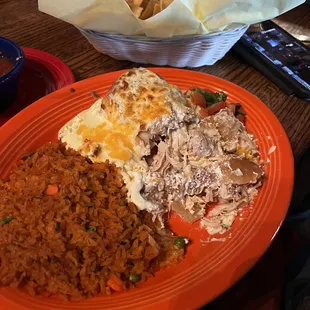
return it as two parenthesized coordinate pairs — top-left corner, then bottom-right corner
(0, 142), (186, 298)
(185, 87), (246, 122)
(59, 68), (264, 235)
(126, 0), (173, 19)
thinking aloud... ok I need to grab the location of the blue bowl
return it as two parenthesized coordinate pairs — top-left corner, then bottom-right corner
(0, 37), (25, 111)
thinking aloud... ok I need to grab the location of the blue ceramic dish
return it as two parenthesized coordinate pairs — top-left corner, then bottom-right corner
(0, 37), (25, 111)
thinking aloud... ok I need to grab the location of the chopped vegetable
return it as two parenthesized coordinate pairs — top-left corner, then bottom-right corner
(188, 88), (227, 106)
(174, 236), (186, 249)
(203, 90), (227, 105)
(129, 273), (141, 283)
(107, 275), (124, 292)
(206, 101), (226, 116)
(46, 185), (58, 196)
(189, 91), (206, 109)
(1, 216), (14, 225)
(188, 87), (247, 121)
(86, 225), (96, 232)
(199, 108), (209, 118)
(55, 222), (60, 232)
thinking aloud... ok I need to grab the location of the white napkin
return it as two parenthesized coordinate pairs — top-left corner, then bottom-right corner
(38, 0), (305, 37)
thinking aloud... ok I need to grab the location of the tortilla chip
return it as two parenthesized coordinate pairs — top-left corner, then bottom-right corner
(126, 0), (144, 17)
(131, 5), (144, 17)
(153, 3), (161, 16)
(126, 0), (144, 6)
(162, 0), (173, 9)
(141, 0), (150, 9)
(140, 0), (157, 19)
(135, 0), (170, 19)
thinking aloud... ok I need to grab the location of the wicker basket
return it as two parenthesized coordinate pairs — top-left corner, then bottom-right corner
(78, 26), (248, 68)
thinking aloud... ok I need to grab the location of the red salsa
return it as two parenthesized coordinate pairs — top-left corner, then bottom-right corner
(0, 57), (14, 77)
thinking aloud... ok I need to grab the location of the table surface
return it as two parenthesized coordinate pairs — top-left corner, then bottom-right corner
(0, 2), (309, 309)
(1, 1), (310, 161)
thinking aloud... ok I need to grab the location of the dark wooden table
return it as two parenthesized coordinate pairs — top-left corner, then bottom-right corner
(1, 1), (310, 160)
(0, 1), (310, 309)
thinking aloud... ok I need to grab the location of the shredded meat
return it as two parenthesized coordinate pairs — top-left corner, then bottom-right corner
(140, 108), (264, 227)
(188, 129), (215, 157)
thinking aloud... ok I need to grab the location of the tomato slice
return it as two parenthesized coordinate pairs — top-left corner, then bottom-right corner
(199, 107), (209, 118)
(190, 91), (206, 109)
(206, 101), (226, 116)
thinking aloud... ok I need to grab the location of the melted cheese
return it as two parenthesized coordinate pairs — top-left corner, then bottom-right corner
(58, 68), (193, 216)
(59, 68), (178, 167)
(77, 122), (135, 161)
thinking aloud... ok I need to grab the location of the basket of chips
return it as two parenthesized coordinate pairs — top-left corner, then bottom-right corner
(78, 26), (248, 67)
(39, 0), (304, 67)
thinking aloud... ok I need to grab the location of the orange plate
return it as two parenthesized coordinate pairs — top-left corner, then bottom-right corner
(0, 68), (294, 310)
